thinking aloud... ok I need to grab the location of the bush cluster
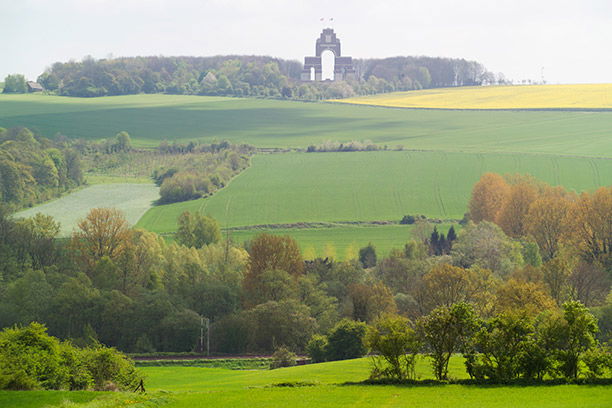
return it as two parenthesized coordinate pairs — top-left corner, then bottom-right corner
(305, 319), (368, 363)
(465, 302), (610, 381)
(270, 347), (298, 369)
(306, 301), (611, 382)
(154, 147), (250, 204)
(0, 323), (141, 391)
(306, 140), (389, 153)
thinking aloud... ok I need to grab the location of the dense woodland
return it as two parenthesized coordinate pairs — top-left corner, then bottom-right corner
(29, 55), (495, 99)
(0, 127), (83, 210)
(0, 170), (609, 367)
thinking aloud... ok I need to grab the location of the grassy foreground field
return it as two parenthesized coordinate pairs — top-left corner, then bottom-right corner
(1, 94), (612, 157)
(2, 358), (609, 408)
(15, 184), (159, 237)
(138, 151), (612, 232)
(335, 83), (612, 110)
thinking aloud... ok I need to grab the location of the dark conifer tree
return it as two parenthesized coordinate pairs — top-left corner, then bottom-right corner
(429, 227), (439, 255)
(447, 226), (457, 243)
(438, 234), (447, 256)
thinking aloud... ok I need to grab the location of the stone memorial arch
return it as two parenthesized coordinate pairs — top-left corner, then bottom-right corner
(301, 28), (356, 81)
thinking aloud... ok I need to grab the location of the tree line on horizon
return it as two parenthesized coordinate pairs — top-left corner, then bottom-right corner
(20, 54), (497, 99)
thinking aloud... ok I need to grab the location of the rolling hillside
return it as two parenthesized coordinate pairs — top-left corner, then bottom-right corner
(137, 151), (611, 237)
(4, 93), (611, 253)
(1, 94), (611, 157)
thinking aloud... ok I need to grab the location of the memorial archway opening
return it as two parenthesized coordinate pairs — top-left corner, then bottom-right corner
(321, 50), (335, 81)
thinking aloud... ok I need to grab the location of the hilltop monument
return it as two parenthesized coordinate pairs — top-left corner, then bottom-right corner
(301, 28), (356, 81)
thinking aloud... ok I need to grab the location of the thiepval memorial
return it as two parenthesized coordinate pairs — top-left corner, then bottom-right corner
(301, 28), (356, 81)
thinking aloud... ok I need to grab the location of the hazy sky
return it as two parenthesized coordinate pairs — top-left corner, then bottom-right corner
(2, 0), (611, 84)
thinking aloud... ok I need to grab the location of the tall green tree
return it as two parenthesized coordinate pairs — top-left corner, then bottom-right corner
(366, 314), (421, 380)
(175, 211), (221, 249)
(556, 301), (599, 379)
(2, 74), (27, 93)
(419, 302), (479, 380)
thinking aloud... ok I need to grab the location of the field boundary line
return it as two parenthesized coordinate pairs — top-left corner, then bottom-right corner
(325, 100), (612, 113)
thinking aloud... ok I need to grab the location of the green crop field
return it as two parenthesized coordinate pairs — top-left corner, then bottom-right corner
(1, 94), (611, 157)
(228, 224), (456, 260)
(3, 93), (611, 253)
(15, 184), (159, 237)
(138, 151), (612, 230)
(2, 358), (608, 408)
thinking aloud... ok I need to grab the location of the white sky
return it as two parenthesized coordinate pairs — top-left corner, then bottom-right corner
(1, 0), (611, 84)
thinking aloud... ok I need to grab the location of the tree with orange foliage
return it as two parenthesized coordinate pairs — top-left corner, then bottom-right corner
(496, 180), (538, 238)
(71, 208), (131, 270)
(494, 279), (556, 316)
(247, 234), (304, 277)
(468, 173), (510, 223)
(349, 281), (396, 322)
(419, 263), (471, 310)
(542, 255), (573, 306)
(569, 186), (612, 269)
(525, 188), (574, 261)
(243, 234), (304, 307)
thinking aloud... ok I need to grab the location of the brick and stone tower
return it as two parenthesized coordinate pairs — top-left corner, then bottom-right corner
(301, 28), (356, 81)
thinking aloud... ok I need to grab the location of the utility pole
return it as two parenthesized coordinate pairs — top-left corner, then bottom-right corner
(206, 317), (210, 357)
(200, 315), (204, 354)
(199, 315), (210, 356)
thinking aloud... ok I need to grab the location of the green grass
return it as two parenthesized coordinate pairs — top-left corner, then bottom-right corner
(141, 356), (466, 391)
(228, 224), (456, 260)
(2, 358), (610, 407)
(15, 183), (159, 237)
(1, 94), (611, 157)
(138, 151), (612, 233)
(139, 358), (611, 408)
(0, 391), (167, 408)
(159, 384), (611, 408)
(0, 391), (99, 408)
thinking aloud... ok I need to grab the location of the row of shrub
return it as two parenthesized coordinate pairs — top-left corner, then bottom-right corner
(306, 140), (393, 153)
(135, 358), (271, 370)
(304, 301), (611, 382)
(154, 149), (250, 204)
(0, 323), (141, 391)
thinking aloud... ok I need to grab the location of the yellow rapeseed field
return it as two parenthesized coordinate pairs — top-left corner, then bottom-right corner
(333, 84), (612, 110)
